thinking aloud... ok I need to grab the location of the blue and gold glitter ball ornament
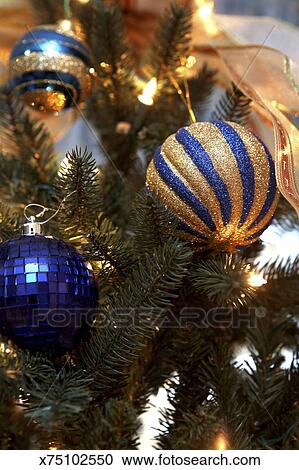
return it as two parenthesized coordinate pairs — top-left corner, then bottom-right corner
(8, 21), (94, 113)
(0, 220), (98, 353)
(146, 121), (279, 252)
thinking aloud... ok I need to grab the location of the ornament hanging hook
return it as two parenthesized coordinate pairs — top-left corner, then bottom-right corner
(23, 191), (77, 235)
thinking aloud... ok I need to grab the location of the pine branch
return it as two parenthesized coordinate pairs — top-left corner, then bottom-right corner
(62, 399), (140, 450)
(150, 2), (192, 79)
(200, 342), (252, 449)
(191, 254), (257, 308)
(98, 168), (133, 228)
(157, 330), (217, 449)
(85, 2), (138, 174)
(188, 63), (217, 120)
(30, 0), (63, 23)
(54, 147), (102, 239)
(88, 1), (136, 128)
(211, 83), (252, 125)
(0, 341), (40, 449)
(25, 370), (92, 429)
(245, 316), (290, 448)
(158, 331), (251, 449)
(255, 255), (299, 311)
(130, 190), (177, 254)
(81, 216), (136, 298)
(273, 197), (298, 231)
(132, 329), (180, 401)
(260, 255), (299, 279)
(81, 239), (192, 398)
(0, 202), (19, 242)
(83, 217), (134, 276)
(159, 408), (219, 450)
(0, 87), (56, 209)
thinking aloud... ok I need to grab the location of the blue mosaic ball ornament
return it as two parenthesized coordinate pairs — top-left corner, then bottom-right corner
(0, 235), (98, 352)
(146, 121), (279, 252)
(9, 22), (94, 113)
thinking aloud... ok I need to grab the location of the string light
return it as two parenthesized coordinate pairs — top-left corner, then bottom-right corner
(215, 433), (227, 450)
(176, 55), (197, 77)
(57, 156), (71, 178)
(59, 19), (72, 32)
(185, 55), (197, 69)
(195, 0), (218, 37)
(248, 272), (267, 288)
(138, 78), (158, 106)
(48, 443), (59, 450)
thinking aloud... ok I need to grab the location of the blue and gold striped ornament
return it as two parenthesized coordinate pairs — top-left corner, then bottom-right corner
(9, 22), (94, 113)
(146, 121), (279, 252)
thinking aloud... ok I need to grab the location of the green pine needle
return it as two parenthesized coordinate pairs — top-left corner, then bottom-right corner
(81, 239), (192, 398)
(55, 147), (102, 237)
(150, 2), (193, 79)
(211, 83), (252, 125)
(0, 87), (56, 208)
(130, 190), (177, 253)
(191, 254), (257, 307)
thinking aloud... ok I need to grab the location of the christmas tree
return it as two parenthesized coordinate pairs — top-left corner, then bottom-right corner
(0, 0), (299, 451)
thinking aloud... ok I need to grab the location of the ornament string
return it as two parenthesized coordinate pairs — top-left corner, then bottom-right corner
(64, 0), (72, 20)
(166, 69), (196, 124)
(24, 191), (76, 226)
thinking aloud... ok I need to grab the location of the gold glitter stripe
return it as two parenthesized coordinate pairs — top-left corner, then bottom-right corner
(10, 53), (91, 99)
(146, 161), (212, 237)
(245, 191), (279, 237)
(14, 79), (78, 102)
(228, 122), (270, 229)
(187, 122), (244, 228)
(10, 53), (86, 78)
(162, 135), (224, 229)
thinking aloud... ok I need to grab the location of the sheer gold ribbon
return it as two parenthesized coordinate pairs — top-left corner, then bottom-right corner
(214, 45), (299, 216)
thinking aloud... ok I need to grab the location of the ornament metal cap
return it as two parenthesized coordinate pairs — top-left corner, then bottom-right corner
(23, 216), (42, 236)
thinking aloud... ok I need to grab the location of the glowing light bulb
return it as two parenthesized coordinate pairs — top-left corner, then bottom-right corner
(215, 433), (227, 450)
(248, 273), (267, 288)
(138, 78), (158, 106)
(59, 19), (72, 32)
(77, 0), (90, 3)
(198, 2), (213, 19)
(48, 444), (58, 450)
(186, 55), (197, 69)
(57, 156), (71, 178)
(195, 0), (218, 37)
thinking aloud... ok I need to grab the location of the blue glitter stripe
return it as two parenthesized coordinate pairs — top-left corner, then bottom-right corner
(12, 29), (90, 57)
(211, 120), (255, 225)
(175, 128), (232, 225)
(10, 71), (81, 93)
(154, 148), (216, 231)
(11, 42), (90, 65)
(177, 222), (208, 240)
(249, 138), (277, 229)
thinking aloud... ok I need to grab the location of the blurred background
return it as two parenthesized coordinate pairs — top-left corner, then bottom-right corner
(215, 0), (299, 25)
